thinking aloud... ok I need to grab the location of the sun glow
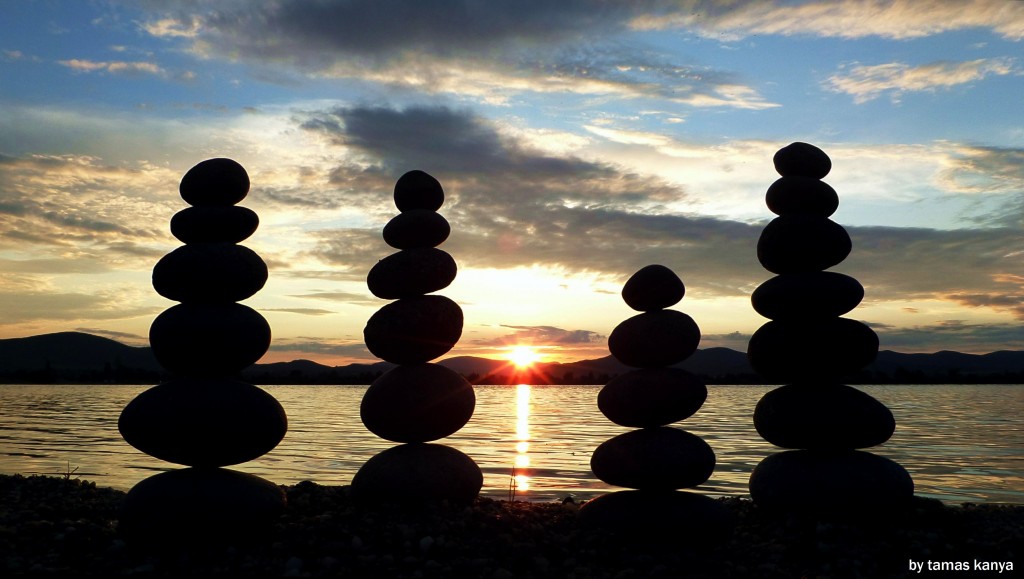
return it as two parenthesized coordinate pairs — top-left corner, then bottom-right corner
(508, 345), (541, 369)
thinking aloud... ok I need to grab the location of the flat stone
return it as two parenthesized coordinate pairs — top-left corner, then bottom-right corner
(757, 215), (852, 274)
(361, 364), (476, 443)
(170, 206), (259, 244)
(119, 379), (288, 467)
(751, 272), (864, 320)
(179, 158), (250, 207)
(598, 368), (706, 428)
(754, 384), (895, 449)
(621, 264), (685, 312)
(766, 176), (839, 217)
(153, 243), (268, 303)
(149, 303), (271, 377)
(590, 426), (715, 490)
(363, 295), (463, 364)
(747, 317), (878, 382)
(383, 209), (451, 249)
(394, 170), (444, 212)
(366, 248), (457, 300)
(578, 490), (734, 542)
(773, 142), (831, 179)
(607, 310), (701, 368)
(351, 443), (482, 504)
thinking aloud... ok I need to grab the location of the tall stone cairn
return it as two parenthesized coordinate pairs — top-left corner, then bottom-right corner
(352, 170), (482, 504)
(579, 265), (733, 539)
(118, 158), (287, 541)
(747, 142), (914, 515)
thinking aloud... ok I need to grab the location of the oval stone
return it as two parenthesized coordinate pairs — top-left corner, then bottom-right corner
(170, 206), (259, 244)
(179, 158), (250, 206)
(383, 209), (451, 249)
(578, 490), (734, 542)
(590, 427), (715, 490)
(621, 264), (685, 312)
(757, 215), (852, 274)
(598, 368), (706, 428)
(394, 170), (444, 212)
(119, 379), (287, 467)
(754, 384), (895, 449)
(153, 243), (268, 303)
(363, 295), (463, 364)
(607, 310), (701, 368)
(773, 142), (831, 179)
(351, 443), (482, 505)
(751, 272), (864, 320)
(747, 318), (879, 382)
(366, 248), (457, 300)
(149, 303), (271, 377)
(765, 176), (839, 217)
(361, 364), (476, 443)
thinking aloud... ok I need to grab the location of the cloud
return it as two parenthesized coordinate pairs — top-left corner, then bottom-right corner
(826, 58), (1019, 103)
(75, 327), (147, 345)
(262, 308), (337, 316)
(494, 324), (607, 345)
(58, 58), (166, 77)
(268, 338), (372, 360)
(875, 320), (1024, 353)
(0, 290), (158, 324)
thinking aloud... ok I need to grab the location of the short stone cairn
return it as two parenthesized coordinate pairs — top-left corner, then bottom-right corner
(118, 158), (287, 540)
(747, 142), (914, 515)
(352, 170), (482, 504)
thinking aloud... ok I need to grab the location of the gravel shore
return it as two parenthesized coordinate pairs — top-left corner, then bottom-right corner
(2, 474), (1020, 577)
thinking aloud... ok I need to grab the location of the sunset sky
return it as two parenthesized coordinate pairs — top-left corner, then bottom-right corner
(1, 1), (1022, 365)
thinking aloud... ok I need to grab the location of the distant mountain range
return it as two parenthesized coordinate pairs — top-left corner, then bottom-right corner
(2, 331), (1023, 385)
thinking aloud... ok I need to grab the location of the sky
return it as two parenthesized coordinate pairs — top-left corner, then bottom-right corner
(0, 0), (1022, 366)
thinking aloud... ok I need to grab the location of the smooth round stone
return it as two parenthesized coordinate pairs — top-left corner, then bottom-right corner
(773, 142), (831, 179)
(607, 310), (701, 368)
(621, 264), (685, 312)
(383, 209), (451, 249)
(598, 368), (706, 428)
(766, 176), (839, 217)
(149, 303), (271, 377)
(119, 379), (287, 467)
(153, 243), (268, 303)
(748, 450), (914, 515)
(754, 384), (895, 449)
(590, 427), (715, 490)
(351, 443), (482, 504)
(578, 490), (734, 542)
(366, 248), (457, 300)
(757, 215), (852, 274)
(394, 170), (444, 212)
(170, 206), (259, 244)
(363, 295), (463, 364)
(751, 272), (864, 320)
(361, 364), (475, 443)
(747, 318), (878, 382)
(179, 158), (250, 207)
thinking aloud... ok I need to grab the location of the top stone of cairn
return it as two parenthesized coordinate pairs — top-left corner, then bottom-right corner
(622, 264), (685, 312)
(179, 158), (250, 207)
(773, 142), (831, 179)
(394, 170), (444, 212)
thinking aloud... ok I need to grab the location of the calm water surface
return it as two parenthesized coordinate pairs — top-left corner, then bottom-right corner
(0, 384), (1021, 504)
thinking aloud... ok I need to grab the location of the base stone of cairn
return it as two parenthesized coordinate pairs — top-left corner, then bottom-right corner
(746, 143), (913, 516)
(352, 170), (482, 504)
(118, 159), (286, 541)
(579, 265), (733, 540)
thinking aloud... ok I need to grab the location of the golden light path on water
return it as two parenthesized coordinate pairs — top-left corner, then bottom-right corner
(512, 384), (531, 495)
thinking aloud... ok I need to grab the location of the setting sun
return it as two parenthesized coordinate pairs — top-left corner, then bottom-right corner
(508, 345), (541, 369)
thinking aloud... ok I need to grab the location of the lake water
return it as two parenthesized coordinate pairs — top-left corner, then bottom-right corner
(1, 384), (1021, 504)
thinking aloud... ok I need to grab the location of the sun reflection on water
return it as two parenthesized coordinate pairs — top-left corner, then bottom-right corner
(512, 384), (532, 493)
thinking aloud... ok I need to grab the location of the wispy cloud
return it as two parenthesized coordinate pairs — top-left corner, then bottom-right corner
(826, 58), (1019, 103)
(58, 58), (166, 77)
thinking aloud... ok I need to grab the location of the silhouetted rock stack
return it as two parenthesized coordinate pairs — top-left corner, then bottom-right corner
(579, 265), (733, 540)
(352, 170), (482, 504)
(747, 142), (914, 515)
(118, 158), (287, 541)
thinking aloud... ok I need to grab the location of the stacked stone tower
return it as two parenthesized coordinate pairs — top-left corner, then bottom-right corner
(352, 170), (482, 504)
(118, 158), (287, 539)
(747, 142), (914, 514)
(579, 265), (732, 537)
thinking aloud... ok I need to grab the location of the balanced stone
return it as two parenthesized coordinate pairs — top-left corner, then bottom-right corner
(598, 368), (706, 428)
(766, 176), (839, 217)
(773, 142), (831, 179)
(351, 443), (483, 504)
(751, 272), (864, 320)
(394, 170), (444, 212)
(179, 158), (250, 207)
(578, 490), (734, 541)
(366, 248), (457, 300)
(747, 318), (878, 382)
(621, 264), (685, 312)
(754, 383), (895, 449)
(149, 303), (271, 377)
(363, 295), (464, 364)
(607, 310), (701, 368)
(382, 209), (451, 249)
(361, 364), (476, 443)
(119, 379), (287, 467)
(153, 243), (268, 303)
(757, 215), (852, 274)
(590, 426), (715, 490)
(170, 206), (259, 244)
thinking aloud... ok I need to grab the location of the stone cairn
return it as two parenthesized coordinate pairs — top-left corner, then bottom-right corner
(352, 170), (482, 504)
(118, 158), (287, 540)
(579, 265), (732, 538)
(747, 142), (914, 515)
